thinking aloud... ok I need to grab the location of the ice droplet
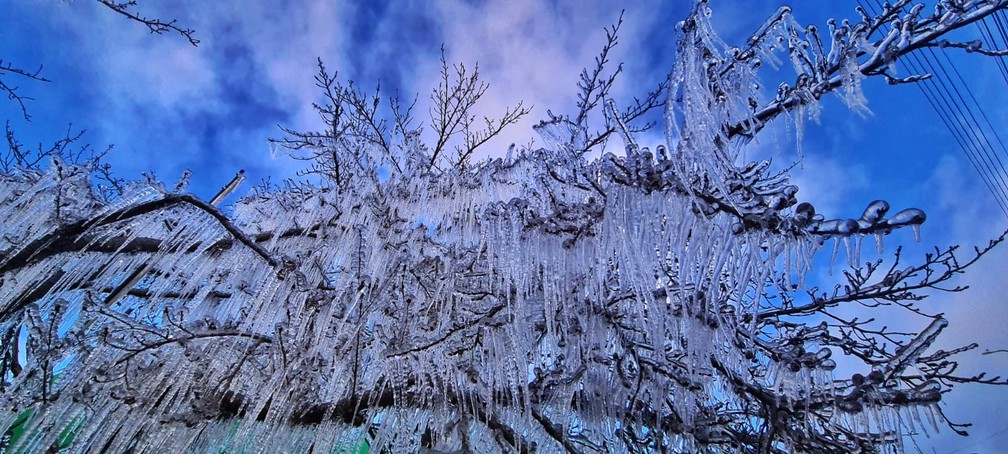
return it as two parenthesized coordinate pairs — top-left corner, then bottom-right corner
(886, 208), (925, 227)
(860, 199), (889, 224)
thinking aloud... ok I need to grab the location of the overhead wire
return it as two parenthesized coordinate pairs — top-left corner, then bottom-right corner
(977, 12), (1008, 82)
(921, 45), (1008, 213)
(938, 48), (1008, 196)
(855, 0), (1008, 215)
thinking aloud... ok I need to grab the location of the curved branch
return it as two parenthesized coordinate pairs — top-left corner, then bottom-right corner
(96, 0), (199, 46)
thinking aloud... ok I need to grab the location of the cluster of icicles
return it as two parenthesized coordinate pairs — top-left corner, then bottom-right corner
(0, 5), (946, 454)
(0, 144), (935, 454)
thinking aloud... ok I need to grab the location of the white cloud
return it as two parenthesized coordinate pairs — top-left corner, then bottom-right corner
(901, 152), (1008, 451)
(413, 0), (672, 158)
(99, 40), (216, 111)
(789, 151), (871, 215)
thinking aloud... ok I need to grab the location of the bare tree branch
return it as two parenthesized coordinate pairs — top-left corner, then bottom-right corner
(0, 60), (50, 121)
(96, 0), (199, 46)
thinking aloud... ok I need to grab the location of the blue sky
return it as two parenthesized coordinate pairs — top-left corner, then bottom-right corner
(3, 0), (1008, 451)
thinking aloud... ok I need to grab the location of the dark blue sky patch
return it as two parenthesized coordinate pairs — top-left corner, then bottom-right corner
(348, 2), (391, 50)
(210, 43), (289, 124)
(342, 2), (443, 98)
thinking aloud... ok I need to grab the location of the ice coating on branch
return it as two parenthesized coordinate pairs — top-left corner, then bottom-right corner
(886, 207), (926, 227)
(0, 1), (978, 452)
(883, 207), (926, 242)
(793, 201), (815, 227)
(861, 199), (890, 224)
(884, 318), (948, 381)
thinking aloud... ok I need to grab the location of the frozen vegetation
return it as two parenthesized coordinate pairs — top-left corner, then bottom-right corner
(1, 1), (1007, 452)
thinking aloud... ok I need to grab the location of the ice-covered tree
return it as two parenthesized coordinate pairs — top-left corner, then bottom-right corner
(2, 1), (1007, 452)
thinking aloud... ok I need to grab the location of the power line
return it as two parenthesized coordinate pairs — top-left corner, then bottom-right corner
(858, 0), (1008, 215)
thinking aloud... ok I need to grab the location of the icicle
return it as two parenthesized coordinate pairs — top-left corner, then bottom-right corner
(853, 234), (863, 266)
(843, 236), (854, 268)
(925, 404), (940, 435)
(829, 237), (840, 275)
